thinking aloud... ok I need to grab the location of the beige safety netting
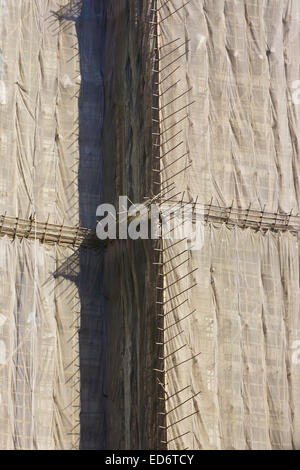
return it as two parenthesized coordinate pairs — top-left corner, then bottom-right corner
(155, 0), (300, 450)
(0, 236), (80, 449)
(2, 0), (300, 451)
(0, 0), (82, 225)
(0, 0), (104, 450)
(161, 226), (300, 449)
(158, 0), (300, 214)
(0, 0), (81, 450)
(98, 0), (300, 450)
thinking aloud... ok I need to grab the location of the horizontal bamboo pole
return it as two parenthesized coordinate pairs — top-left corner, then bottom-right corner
(0, 214), (98, 248)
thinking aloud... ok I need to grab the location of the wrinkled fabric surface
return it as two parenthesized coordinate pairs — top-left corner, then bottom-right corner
(1, 0), (300, 451)
(0, 0), (104, 450)
(157, 0), (300, 450)
(158, 0), (300, 214)
(0, 236), (80, 449)
(162, 226), (300, 450)
(0, 0), (82, 224)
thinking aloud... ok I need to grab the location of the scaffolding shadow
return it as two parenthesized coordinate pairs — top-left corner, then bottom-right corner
(48, 0), (106, 450)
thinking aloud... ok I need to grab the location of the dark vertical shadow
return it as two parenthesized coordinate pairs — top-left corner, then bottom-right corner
(47, 0), (107, 450)
(50, 0), (160, 450)
(100, 1), (162, 449)
(75, 0), (106, 450)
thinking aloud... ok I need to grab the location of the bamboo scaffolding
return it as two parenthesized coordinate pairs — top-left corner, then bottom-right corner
(0, 214), (98, 248)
